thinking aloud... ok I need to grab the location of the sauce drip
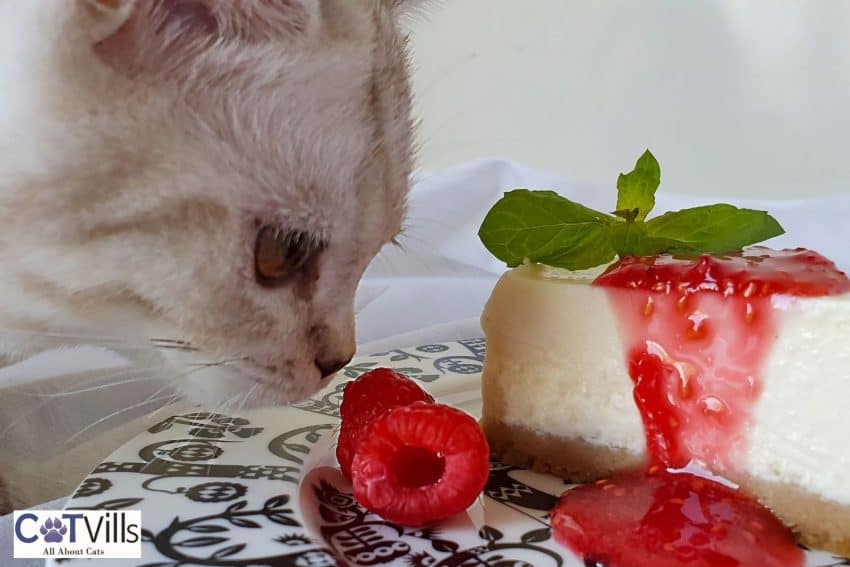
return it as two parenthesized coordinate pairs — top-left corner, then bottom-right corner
(594, 247), (850, 469)
(550, 468), (804, 567)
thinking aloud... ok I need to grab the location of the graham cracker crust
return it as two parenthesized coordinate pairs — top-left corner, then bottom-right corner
(483, 416), (647, 482)
(483, 417), (850, 557)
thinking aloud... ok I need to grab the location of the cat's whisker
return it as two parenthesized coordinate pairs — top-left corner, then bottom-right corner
(148, 338), (194, 346)
(407, 213), (459, 237)
(236, 383), (260, 414)
(228, 393), (247, 415)
(65, 388), (181, 446)
(395, 224), (428, 245)
(147, 337), (203, 353)
(210, 390), (246, 415)
(22, 374), (165, 398)
(233, 389), (253, 413)
(184, 357), (249, 368)
(369, 251), (407, 276)
(5, 388), (179, 458)
(0, 338), (159, 358)
(0, 328), (135, 343)
(212, 381), (263, 416)
(0, 368), (170, 440)
(151, 343), (201, 352)
(355, 291), (388, 315)
(390, 239), (405, 252)
(181, 358), (249, 378)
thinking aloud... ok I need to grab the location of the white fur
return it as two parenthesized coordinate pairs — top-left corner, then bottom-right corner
(0, 0), (424, 509)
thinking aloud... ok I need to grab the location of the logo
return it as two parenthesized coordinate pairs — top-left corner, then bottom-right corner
(39, 517), (67, 543)
(12, 510), (142, 559)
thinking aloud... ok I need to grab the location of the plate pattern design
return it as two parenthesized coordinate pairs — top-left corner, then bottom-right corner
(53, 340), (850, 566)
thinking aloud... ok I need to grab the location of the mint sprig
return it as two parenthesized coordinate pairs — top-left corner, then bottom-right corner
(478, 150), (785, 270)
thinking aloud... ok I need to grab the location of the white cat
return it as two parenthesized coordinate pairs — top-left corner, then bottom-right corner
(0, 0), (425, 511)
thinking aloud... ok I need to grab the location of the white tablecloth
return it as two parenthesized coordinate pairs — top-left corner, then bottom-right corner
(4, 158), (850, 565)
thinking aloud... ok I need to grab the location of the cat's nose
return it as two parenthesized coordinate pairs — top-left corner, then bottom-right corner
(315, 355), (352, 380)
(310, 323), (355, 379)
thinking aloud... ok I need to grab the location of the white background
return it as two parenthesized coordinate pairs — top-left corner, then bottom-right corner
(409, 0), (850, 198)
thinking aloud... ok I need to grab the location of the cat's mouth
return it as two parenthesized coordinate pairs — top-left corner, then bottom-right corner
(152, 339), (326, 408)
(236, 357), (323, 402)
(243, 360), (282, 384)
(183, 355), (325, 409)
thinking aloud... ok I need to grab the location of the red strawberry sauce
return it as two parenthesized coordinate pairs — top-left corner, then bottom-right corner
(548, 247), (850, 567)
(550, 467), (804, 567)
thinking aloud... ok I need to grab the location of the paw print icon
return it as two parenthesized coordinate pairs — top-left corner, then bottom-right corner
(40, 517), (67, 543)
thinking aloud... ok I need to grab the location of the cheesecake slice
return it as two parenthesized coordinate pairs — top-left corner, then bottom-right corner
(480, 247), (850, 555)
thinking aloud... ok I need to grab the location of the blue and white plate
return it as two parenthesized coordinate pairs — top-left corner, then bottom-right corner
(52, 339), (849, 566)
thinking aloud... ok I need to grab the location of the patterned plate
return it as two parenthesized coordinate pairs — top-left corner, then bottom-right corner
(53, 339), (849, 566)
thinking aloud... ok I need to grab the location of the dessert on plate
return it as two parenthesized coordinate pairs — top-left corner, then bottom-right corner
(478, 151), (850, 556)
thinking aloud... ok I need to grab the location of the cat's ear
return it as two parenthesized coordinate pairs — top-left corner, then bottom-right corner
(86, 0), (321, 74)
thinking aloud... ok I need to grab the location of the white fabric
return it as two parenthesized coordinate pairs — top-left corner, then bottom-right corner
(4, 159), (850, 565)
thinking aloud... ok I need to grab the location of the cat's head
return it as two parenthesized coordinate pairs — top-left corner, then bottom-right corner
(0, 0), (426, 406)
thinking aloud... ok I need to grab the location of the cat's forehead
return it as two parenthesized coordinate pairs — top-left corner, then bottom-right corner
(172, 50), (410, 242)
(181, 6), (412, 238)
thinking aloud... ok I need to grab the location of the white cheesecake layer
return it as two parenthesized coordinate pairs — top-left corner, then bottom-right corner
(481, 263), (850, 506)
(752, 294), (850, 504)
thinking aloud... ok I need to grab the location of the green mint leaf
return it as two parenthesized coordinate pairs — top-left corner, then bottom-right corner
(644, 204), (785, 254)
(616, 150), (660, 222)
(478, 189), (617, 270)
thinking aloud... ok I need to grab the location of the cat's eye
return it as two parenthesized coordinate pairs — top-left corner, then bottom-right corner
(254, 226), (323, 286)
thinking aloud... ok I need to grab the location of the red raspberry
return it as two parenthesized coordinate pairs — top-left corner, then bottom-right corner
(350, 402), (490, 526)
(337, 368), (434, 478)
(336, 416), (374, 480)
(339, 367), (434, 420)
